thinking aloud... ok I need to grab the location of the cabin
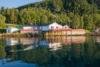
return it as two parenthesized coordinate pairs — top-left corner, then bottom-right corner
(6, 27), (19, 33)
(20, 26), (38, 34)
(49, 22), (63, 31)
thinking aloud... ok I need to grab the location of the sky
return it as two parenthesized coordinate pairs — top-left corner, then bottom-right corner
(0, 0), (42, 8)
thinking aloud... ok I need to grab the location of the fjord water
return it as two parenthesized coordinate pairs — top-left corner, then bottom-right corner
(0, 36), (100, 67)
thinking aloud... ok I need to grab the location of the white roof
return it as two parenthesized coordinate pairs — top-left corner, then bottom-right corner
(23, 26), (33, 29)
(7, 27), (19, 33)
(49, 22), (62, 27)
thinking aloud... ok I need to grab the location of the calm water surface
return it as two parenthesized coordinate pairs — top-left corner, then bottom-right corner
(0, 36), (100, 67)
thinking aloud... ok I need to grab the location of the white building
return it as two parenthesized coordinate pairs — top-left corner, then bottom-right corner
(49, 22), (72, 31)
(6, 27), (19, 33)
(49, 22), (63, 30)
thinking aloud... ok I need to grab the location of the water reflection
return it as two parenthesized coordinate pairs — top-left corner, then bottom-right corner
(5, 37), (39, 52)
(47, 36), (86, 50)
(0, 36), (100, 67)
(5, 36), (87, 51)
(47, 36), (86, 44)
(20, 38), (38, 45)
(6, 38), (19, 46)
(96, 36), (100, 43)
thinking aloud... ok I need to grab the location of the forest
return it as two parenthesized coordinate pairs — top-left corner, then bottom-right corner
(0, 0), (100, 31)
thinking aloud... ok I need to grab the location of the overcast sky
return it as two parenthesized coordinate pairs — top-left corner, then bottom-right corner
(0, 0), (42, 8)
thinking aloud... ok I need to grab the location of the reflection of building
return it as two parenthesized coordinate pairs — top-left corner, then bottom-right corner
(47, 36), (86, 50)
(95, 37), (100, 43)
(49, 43), (62, 50)
(23, 45), (38, 51)
(6, 45), (37, 53)
(6, 38), (19, 46)
(64, 36), (86, 44)
(38, 40), (48, 47)
(5, 37), (39, 52)
(95, 28), (100, 34)
(46, 36), (86, 45)
(20, 38), (38, 45)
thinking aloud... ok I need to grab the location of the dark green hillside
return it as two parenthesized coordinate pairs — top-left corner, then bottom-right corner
(19, 0), (100, 10)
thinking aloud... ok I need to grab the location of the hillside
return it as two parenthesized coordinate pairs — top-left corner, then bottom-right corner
(0, 0), (100, 31)
(18, 0), (100, 10)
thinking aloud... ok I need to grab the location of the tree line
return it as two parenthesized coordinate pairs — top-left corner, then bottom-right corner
(0, 0), (100, 31)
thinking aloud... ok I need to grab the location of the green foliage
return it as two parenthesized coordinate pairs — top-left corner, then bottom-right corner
(0, 14), (6, 28)
(83, 15), (94, 31)
(0, 42), (6, 58)
(51, 0), (63, 12)
(94, 14), (100, 27)
(2, 9), (19, 24)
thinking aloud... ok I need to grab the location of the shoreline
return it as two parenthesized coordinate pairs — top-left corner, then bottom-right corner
(0, 33), (39, 38)
(0, 33), (99, 38)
